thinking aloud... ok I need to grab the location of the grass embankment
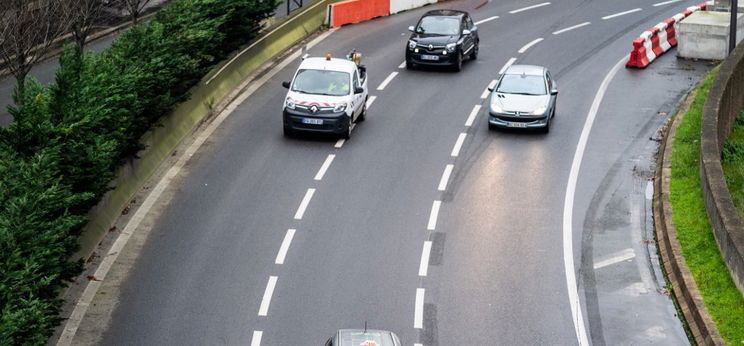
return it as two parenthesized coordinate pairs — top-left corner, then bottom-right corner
(723, 109), (744, 218)
(669, 66), (744, 344)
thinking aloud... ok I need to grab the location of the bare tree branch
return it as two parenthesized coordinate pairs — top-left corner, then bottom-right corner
(118, 0), (152, 25)
(66, 0), (106, 49)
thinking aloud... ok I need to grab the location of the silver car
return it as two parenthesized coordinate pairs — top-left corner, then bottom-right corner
(324, 329), (402, 346)
(487, 65), (558, 133)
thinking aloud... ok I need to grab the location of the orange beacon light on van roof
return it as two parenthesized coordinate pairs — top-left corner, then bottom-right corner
(325, 54), (332, 60)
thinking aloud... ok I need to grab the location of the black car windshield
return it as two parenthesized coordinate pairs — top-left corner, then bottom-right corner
(416, 16), (460, 36)
(291, 69), (350, 96)
(496, 74), (547, 95)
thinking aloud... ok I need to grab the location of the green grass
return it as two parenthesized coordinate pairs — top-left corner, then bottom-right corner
(669, 66), (744, 345)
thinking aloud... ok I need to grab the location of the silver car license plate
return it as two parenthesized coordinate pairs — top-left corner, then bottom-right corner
(507, 122), (527, 128)
(302, 118), (323, 125)
(420, 54), (439, 61)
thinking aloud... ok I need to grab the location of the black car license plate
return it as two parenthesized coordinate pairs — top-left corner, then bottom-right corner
(420, 54), (439, 61)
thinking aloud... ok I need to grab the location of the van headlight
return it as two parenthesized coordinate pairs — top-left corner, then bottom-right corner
(446, 43), (456, 52)
(333, 103), (347, 113)
(285, 97), (295, 110)
(531, 106), (547, 115)
(408, 40), (417, 50)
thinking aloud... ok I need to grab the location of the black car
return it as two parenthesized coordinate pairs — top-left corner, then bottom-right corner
(405, 10), (479, 71)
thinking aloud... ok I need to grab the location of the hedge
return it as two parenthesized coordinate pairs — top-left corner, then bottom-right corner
(0, 0), (278, 343)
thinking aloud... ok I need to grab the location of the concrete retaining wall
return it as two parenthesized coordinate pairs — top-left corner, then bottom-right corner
(700, 40), (744, 298)
(390, 0), (437, 14)
(76, 0), (332, 261)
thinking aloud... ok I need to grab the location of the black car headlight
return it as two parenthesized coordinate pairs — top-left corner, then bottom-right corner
(446, 43), (456, 52)
(408, 40), (417, 50)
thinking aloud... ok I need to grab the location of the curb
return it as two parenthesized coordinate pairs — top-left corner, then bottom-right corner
(654, 79), (725, 345)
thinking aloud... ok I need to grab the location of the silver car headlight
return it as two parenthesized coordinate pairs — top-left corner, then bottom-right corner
(446, 43), (456, 52)
(285, 97), (295, 110)
(490, 100), (504, 114)
(333, 103), (347, 113)
(408, 40), (417, 50)
(531, 106), (547, 115)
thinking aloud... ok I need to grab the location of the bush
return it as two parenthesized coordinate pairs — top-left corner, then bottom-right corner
(0, 0), (278, 343)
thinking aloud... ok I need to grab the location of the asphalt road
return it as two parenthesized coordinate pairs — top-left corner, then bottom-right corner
(91, 0), (710, 345)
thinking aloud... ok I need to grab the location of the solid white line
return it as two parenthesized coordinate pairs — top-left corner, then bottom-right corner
(602, 8), (642, 20)
(414, 288), (425, 329)
(251, 331), (263, 346)
(366, 95), (377, 109)
(518, 38), (544, 54)
(414, 344), (423, 346)
(377, 72), (399, 90)
(419, 241), (433, 276)
(653, 0), (682, 6)
(562, 56), (625, 346)
(509, 2), (551, 14)
(56, 29), (338, 346)
(275, 229), (296, 265)
(258, 276), (278, 316)
(645, 181), (653, 200)
(499, 57), (517, 75)
(465, 105), (482, 126)
(314, 154), (336, 181)
(553, 22), (591, 35)
(438, 164), (455, 191)
(398, 60), (406, 69)
(335, 139), (345, 148)
(481, 80), (497, 99)
(294, 188), (316, 220)
(474, 15), (499, 25)
(427, 200), (442, 231)
(594, 248), (636, 269)
(451, 133), (467, 157)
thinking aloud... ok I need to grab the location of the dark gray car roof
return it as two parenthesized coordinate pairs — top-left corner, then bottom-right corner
(423, 9), (467, 18)
(503, 64), (546, 76)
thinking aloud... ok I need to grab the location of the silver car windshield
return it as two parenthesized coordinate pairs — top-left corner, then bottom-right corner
(416, 16), (460, 36)
(496, 74), (547, 95)
(291, 69), (350, 96)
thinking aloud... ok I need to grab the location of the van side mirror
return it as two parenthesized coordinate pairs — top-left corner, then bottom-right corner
(282, 81), (290, 89)
(359, 65), (366, 80)
(550, 89), (558, 95)
(354, 87), (364, 94)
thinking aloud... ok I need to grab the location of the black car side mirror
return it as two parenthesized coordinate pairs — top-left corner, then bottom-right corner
(282, 81), (291, 89)
(354, 86), (364, 94)
(550, 89), (558, 95)
(488, 87), (494, 92)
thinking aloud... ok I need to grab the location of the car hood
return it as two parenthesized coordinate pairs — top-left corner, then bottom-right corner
(410, 34), (458, 46)
(286, 91), (348, 107)
(492, 93), (550, 113)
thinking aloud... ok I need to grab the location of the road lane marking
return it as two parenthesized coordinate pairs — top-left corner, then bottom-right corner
(499, 57), (517, 74)
(427, 200), (442, 230)
(481, 80), (497, 99)
(474, 15), (499, 25)
(509, 2), (550, 13)
(518, 38), (544, 53)
(451, 133), (467, 157)
(414, 288), (425, 328)
(438, 164), (454, 191)
(466, 105), (482, 127)
(419, 241), (433, 276)
(335, 139), (345, 148)
(562, 56), (625, 346)
(553, 22), (591, 35)
(294, 188), (316, 220)
(653, 0), (682, 6)
(646, 181), (653, 200)
(398, 60), (406, 69)
(602, 8), (642, 20)
(275, 229), (297, 264)
(251, 331), (263, 346)
(377, 72), (399, 90)
(258, 276), (278, 316)
(366, 95), (377, 109)
(594, 248), (636, 269)
(314, 154), (336, 181)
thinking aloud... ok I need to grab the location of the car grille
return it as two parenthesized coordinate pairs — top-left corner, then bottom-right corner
(295, 104), (335, 114)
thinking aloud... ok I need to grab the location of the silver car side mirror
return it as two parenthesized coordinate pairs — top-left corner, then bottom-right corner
(408, 25), (414, 32)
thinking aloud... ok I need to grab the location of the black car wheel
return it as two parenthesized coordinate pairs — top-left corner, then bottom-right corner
(470, 41), (479, 60)
(406, 58), (415, 70)
(542, 119), (550, 134)
(358, 100), (367, 122)
(453, 51), (462, 72)
(283, 126), (294, 137)
(343, 116), (353, 139)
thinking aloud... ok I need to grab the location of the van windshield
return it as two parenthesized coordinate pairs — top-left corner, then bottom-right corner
(291, 69), (351, 96)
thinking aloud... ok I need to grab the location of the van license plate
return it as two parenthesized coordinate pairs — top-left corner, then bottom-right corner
(302, 118), (323, 125)
(420, 54), (439, 61)
(507, 122), (527, 128)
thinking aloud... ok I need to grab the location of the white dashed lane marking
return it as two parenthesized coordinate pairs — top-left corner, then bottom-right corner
(509, 2), (551, 14)
(366, 95), (377, 109)
(499, 57), (517, 74)
(314, 154), (336, 181)
(419, 241), (433, 276)
(258, 276), (278, 316)
(474, 15), (499, 25)
(465, 105), (482, 127)
(594, 248), (636, 269)
(414, 288), (425, 328)
(438, 164), (455, 191)
(518, 38), (544, 53)
(481, 80), (496, 99)
(553, 22), (591, 35)
(251, 331), (263, 346)
(427, 200), (442, 231)
(451, 133), (467, 157)
(275, 229), (296, 265)
(398, 60), (406, 69)
(377, 72), (399, 90)
(602, 8), (642, 20)
(653, 0), (683, 6)
(334, 139), (345, 148)
(294, 188), (316, 220)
